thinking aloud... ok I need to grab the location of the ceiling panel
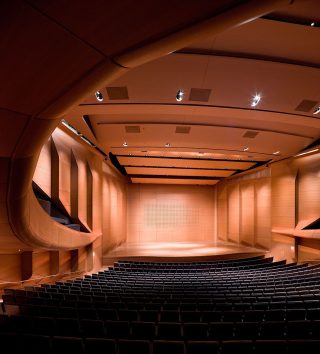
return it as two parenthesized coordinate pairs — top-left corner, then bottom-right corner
(68, 104), (320, 135)
(111, 149), (269, 161)
(83, 53), (320, 118)
(64, 3), (320, 186)
(29, 0), (243, 57)
(126, 166), (235, 177)
(118, 156), (255, 170)
(186, 18), (320, 66)
(131, 178), (219, 185)
(98, 123), (312, 157)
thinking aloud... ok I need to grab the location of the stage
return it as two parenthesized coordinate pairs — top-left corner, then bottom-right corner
(103, 241), (267, 265)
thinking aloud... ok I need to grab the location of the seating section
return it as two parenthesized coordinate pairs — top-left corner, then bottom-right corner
(2, 256), (320, 353)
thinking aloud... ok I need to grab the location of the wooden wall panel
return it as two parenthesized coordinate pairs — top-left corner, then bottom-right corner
(92, 237), (102, 272)
(33, 251), (51, 276)
(70, 151), (78, 218)
(127, 184), (215, 243)
(101, 163), (127, 253)
(33, 140), (51, 197)
(270, 153), (320, 262)
(70, 249), (78, 272)
(216, 170), (272, 250)
(298, 245), (320, 263)
(217, 184), (228, 241)
(0, 254), (21, 281)
(271, 163), (296, 229)
(50, 251), (59, 275)
(59, 250), (70, 274)
(32, 126), (127, 276)
(92, 167), (102, 234)
(240, 182), (255, 246)
(21, 251), (33, 280)
(54, 136), (71, 214)
(48, 129), (102, 230)
(255, 178), (271, 249)
(297, 153), (320, 222)
(78, 247), (87, 271)
(0, 157), (27, 257)
(270, 234), (295, 263)
(74, 157), (87, 226)
(227, 184), (239, 243)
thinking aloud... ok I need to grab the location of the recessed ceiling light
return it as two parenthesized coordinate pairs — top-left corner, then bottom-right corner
(313, 107), (320, 115)
(295, 148), (319, 157)
(273, 151), (280, 155)
(165, 143), (171, 147)
(311, 22), (315, 26)
(95, 91), (104, 102)
(176, 89), (184, 102)
(251, 93), (261, 107)
(243, 147), (249, 151)
(123, 141), (128, 147)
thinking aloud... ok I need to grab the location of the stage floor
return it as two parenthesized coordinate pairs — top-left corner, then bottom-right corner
(103, 241), (267, 265)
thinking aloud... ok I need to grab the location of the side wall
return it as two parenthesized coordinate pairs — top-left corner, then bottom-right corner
(216, 151), (320, 263)
(216, 169), (272, 250)
(127, 184), (215, 243)
(0, 126), (127, 282)
(271, 152), (320, 263)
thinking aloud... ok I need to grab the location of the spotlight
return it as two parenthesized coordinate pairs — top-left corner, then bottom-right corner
(176, 89), (184, 102)
(123, 142), (128, 147)
(251, 93), (261, 107)
(311, 22), (315, 26)
(95, 91), (104, 102)
(313, 107), (320, 115)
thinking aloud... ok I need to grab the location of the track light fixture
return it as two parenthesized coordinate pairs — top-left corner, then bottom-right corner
(176, 89), (184, 102)
(251, 93), (261, 107)
(95, 91), (104, 102)
(313, 107), (320, 115)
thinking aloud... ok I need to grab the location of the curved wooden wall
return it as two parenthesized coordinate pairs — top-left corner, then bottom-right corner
(0, 0), (291, 280)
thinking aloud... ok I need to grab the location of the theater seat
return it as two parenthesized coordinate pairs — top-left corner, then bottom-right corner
(153, 340), (185, 354)
(84, 338), (116, 354)
(186, 340), (219, 354)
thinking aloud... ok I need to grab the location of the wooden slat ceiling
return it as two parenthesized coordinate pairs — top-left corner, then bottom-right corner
(65, 2), (320, 185)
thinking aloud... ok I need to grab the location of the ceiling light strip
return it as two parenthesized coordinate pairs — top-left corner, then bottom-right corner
(61, 119), (107, 158)
(294, 148), (319, 157)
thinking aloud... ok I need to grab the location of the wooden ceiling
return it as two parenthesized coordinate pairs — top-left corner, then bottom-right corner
(65, 0), (320, 185)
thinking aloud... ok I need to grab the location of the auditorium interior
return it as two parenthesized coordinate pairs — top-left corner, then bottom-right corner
(1, 0), (320, 352)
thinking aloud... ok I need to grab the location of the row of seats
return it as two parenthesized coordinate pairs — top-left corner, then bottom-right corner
(2, 333), (319, 354)
(2, 313), (320, 340)
(2, 257), (320, 353)
(16, 304), (320, 322)
(111, 258), (277, 272)
(10, 285), (320, 296)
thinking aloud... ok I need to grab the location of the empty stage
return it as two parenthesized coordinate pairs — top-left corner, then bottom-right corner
(103, 241), (267, 265)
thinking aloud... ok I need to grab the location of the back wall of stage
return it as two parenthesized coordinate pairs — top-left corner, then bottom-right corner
(127, 184), (216, 243)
